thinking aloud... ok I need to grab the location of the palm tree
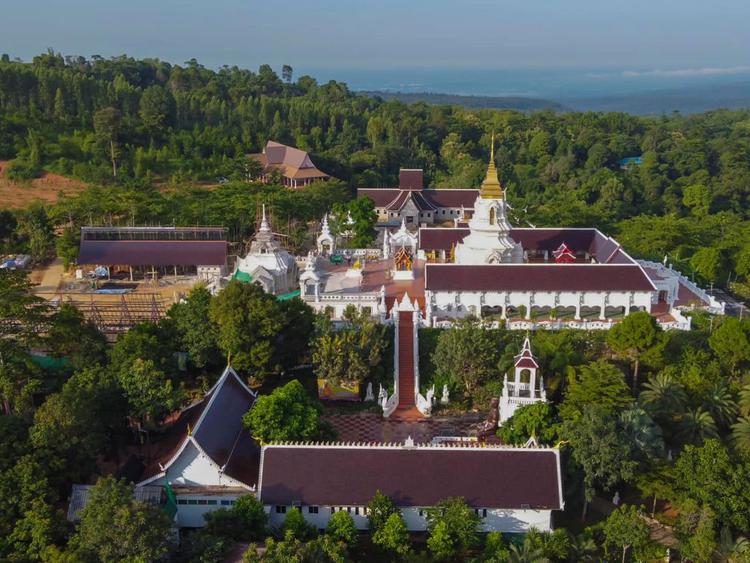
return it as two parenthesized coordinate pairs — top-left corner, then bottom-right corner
(678, 407), (719, 445)
(739, 383), (750, 417)
(715, 527), (750, 562)
(639, 372), (687, 418)
(619, 407), (666, 461)
(703, 381), (738, 428)
(731, 415), (750, 453)
(507, 539), (550, 563)
(567, 532), (598, 562)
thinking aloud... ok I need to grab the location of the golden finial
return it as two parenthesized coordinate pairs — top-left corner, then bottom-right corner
(480, 131), (503, 199)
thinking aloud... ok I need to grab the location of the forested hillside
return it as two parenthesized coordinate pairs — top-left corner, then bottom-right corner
(1, 51), (750, 293)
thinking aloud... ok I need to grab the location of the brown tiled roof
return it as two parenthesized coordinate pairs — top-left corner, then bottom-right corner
(77, 240), (227, 267)
(358, 189), (402, 207)
(259, 445), (562, 509)
(252, 141), (330, 182)
(359, 189), (478, 211)
(425, 264), (656, 292)
(418, 227), (635, 265)
(419, 228), (470, 251)
(138, 367), (259, 488)
(423, 189), (479, 209)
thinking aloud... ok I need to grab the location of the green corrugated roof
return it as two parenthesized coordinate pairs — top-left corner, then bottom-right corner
(276, 289), (301, 301)
(232, 270), (253, 283)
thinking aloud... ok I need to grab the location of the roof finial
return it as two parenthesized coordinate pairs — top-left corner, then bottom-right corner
(480, 132), (503, 200)
(259, 204), (271, 233)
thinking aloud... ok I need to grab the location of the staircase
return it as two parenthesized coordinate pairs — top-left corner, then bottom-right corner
(397, 311), (416, 408)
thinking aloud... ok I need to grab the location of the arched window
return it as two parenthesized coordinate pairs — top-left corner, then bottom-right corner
(489, 207), (496, 225)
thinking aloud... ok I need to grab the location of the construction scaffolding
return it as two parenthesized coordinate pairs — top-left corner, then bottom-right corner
(65, 293), (168, 334)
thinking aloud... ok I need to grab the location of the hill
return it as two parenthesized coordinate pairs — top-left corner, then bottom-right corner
(359, 90), (566, 111)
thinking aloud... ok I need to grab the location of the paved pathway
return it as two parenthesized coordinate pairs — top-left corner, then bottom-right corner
(323, 412), (485, 444)
(33, 258), (64, 297)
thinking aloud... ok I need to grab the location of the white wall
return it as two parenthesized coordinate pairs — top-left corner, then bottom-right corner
(174, 493), (244, 528)
(147, 441), (248, 489)
(265, 505), (552, 533)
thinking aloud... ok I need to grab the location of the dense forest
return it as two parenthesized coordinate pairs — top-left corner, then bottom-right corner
(2, 52), (750, 561)
(1, 51), (750, 293)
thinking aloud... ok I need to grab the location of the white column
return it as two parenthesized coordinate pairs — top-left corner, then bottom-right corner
(526, 293), (532, 320)
(575, 292), (581, 320)
(529, 369), (536, 399)
(600, 294), (607, 320)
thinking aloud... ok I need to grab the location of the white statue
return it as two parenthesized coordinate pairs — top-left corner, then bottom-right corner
(612, 491), (621, 506)
(440, 384), (450, 405)
(365, 382), (374, 402)
(426, 385), (435, 405)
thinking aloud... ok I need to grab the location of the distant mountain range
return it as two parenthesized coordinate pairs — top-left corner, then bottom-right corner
(359, 79), (750, 115)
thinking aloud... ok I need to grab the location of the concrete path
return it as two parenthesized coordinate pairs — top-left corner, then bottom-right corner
(33, 258), (64, 297)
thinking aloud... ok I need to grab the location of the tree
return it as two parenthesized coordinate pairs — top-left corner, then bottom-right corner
(203, 494), (267, 541)
(313, 307), (386, 386)
(46, 303), (107, 369)
(497, 402), (559, 445)
(243, 379), (329, 444)
(677, 407), (719, 445)
(168, 285), (221, 369)
(117, 358), (180, 435)
(209, 281), (283, 377)
(425, 497), (480, 559)
(433, 318), (500, 400)
(564, 407), (638, 520)
(93, 107), (121, 178)
(709, 317), (750, 374)
(281, 507), (315, 541)
(482, 531), (511, 561)
(55, 227), (79, 269)
(282, 64), (293, 83)
(73, 476), (172, 563)
(602, 504), (652, 563)
(673, 439), (750, 531)
(674, 499), (717, 563)
(326, 509), (357, 546)
(606, 311), (661, 392)
(558, 360), (632, 423)
(372, 512), (410, 557)
(139, 85), (175, 132)
(367, 490), (399, 532)
(691, 247), (726, 285)
(617, 407), (665, 462)
(639, 372), (687, 421)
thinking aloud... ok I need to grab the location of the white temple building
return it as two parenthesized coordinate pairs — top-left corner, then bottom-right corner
(234, 205), (298, 295)
(499, 337), (548, 424)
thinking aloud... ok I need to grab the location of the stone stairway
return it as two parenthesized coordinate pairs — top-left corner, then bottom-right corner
(393, 310), (422, 419)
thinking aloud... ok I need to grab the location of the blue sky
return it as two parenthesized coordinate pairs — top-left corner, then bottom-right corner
(1, 0), (748, 74)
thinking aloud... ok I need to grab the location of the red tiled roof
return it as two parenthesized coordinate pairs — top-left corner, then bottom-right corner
(358, 189), (402, 207)
(515, 357), (539, 369)
(259, 445), (562, 509)
(78, 240), (227, 267)
(425, 264), (656, 292)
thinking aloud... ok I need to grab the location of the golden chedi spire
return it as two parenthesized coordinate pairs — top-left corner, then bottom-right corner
(480, 132), (504, 199)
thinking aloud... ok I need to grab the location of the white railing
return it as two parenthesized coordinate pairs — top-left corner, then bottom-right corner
(416, 385), (435, 417)
(639, 259), (725, 314)
(307, 293), (380, 302)
(382, 392), (399, 418)
(351, 248), (383, 259)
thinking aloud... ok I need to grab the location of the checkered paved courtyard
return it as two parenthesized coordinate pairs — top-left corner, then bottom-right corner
(322, 411), (487, 444)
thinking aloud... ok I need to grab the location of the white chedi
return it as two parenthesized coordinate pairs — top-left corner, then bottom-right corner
(234, 205), (298, 295)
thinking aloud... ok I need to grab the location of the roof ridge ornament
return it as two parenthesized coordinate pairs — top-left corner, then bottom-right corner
(480, 131), (504, 200)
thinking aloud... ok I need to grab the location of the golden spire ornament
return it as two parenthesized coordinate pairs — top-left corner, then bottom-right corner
(480, 131), (504, 199)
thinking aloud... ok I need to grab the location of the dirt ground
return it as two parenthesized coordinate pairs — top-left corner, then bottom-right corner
(0, 161), (88, 209)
